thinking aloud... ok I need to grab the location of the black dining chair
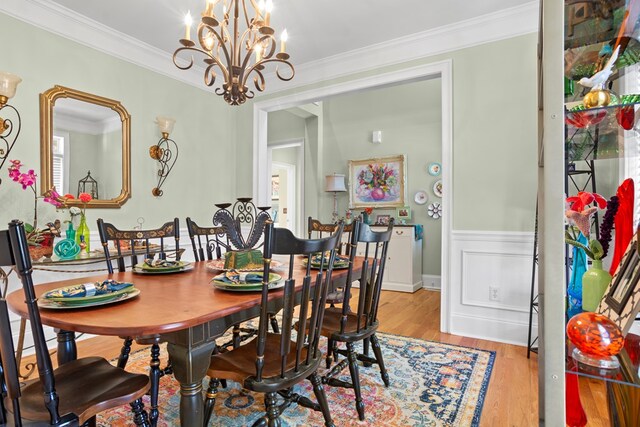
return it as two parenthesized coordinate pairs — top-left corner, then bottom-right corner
(0, 220), (151, 426)
(96, 217), (180, 427)
(185, 217), (229, 262)
(319, 218), (393, 421)
(203, 221), (344, 427)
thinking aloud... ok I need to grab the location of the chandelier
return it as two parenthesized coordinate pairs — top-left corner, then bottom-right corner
(173, 0), (294, 106)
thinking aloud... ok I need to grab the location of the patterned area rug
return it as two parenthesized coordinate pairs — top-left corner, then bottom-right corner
(97, 333), (495, 426)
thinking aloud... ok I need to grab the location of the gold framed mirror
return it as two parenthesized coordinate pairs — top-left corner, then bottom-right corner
(40, 85), (131, 208)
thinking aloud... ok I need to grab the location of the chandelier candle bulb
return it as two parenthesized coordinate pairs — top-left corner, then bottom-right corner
(204, 0), (214, 17)
(265, 0), (273, 26)
(255, 44), (262, 62)
(280, 29), (288, 53)
(184, 12), (193, 40)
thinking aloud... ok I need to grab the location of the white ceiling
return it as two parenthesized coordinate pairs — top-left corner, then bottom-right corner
(49, 0), (533, 66)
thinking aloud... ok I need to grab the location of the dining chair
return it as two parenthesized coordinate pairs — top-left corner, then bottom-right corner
(319, 218), (393, 421)
(96, 217), (180, 427)
(308, 217), (354, 307)
(185, 217), (229, 262)
(203, 221), (344, 427)
(0, 220), (151, 426)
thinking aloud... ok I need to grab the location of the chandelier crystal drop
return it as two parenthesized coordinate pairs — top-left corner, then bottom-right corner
(173, 0), (294, 106)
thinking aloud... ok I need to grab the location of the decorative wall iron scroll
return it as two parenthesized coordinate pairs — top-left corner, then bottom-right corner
(212, 198), (271, 249)
(150, 117), (178, 197)
(0, 101), (21, 185)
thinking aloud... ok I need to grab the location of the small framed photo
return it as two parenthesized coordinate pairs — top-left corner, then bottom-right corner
(396, 206), (411, 220)
(375, 214), (391, 225)
(271, 175), (280, 200)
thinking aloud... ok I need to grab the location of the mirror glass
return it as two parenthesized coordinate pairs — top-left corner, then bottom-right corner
(40, 86), (130, 208)
(53, 98), (122, 200)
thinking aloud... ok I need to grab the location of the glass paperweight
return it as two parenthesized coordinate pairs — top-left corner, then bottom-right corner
(567, 312), (625, 370)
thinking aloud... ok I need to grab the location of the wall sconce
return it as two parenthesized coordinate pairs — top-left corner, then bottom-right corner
(324, 173), (347, 222)
(0, 71), (22, 185)
(149, 116), (178, 197)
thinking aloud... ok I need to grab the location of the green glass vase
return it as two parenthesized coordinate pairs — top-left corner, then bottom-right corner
(75, 213), (90, 254)
(582, 259), (612, 312)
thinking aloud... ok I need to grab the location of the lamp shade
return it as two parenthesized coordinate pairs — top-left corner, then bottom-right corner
(0, 71), (22, 101)
(325, 174), (347, 192)
(155, 116), (176, 135)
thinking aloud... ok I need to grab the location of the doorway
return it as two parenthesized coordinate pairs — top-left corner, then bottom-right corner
(268, 139), (305, 236)
(253, 61), (453, 332)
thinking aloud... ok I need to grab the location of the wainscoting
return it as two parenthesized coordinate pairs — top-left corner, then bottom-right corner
(449, 230), (536, 346)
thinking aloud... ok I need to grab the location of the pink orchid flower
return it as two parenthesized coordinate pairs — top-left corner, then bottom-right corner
(43, 188), (63, 208)
(566, 207), (597, 237)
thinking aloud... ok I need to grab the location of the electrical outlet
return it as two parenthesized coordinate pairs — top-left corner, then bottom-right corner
(489, 286), (500, 302)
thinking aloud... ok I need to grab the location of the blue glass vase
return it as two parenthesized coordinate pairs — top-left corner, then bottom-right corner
(567, 232), (588, 318)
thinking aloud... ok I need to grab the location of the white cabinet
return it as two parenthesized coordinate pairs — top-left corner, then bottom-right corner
(347, 225), (423, 293)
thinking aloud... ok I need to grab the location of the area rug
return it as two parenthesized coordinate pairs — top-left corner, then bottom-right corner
(97, 333), (495, 427)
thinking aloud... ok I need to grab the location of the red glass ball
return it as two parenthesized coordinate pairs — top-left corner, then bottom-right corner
(567, 312), (625, 358)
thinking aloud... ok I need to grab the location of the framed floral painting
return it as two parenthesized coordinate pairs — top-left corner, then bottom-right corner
(348, 154), (406, 208)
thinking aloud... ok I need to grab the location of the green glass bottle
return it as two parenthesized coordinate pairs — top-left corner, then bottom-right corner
(75, 213), (90, 254)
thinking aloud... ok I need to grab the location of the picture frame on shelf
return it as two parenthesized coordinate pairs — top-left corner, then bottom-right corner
(348, 154), (406, 209)
(396, 206), (411, 221)
(597, 233), (640, 335)
(271, 175), (280, 200)
(375, 214), (391, 225)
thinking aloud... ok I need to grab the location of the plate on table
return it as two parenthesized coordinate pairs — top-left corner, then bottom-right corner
(38, 289), (141, 310)
(133, 262), (193, 274)
(301, 254), (350, 270)
(41, 280), (136, 303)
(211, 272), (283, 292)
(206, 259), (283, 272)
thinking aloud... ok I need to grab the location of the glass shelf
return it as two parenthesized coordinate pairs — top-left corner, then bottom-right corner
(566, 333), (640, 389)
(565, 100), (640, 162)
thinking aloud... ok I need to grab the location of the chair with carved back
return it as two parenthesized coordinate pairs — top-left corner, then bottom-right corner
(202, 221), (344, 427)
(185, 217), (229, 262)
(96, 217), (180, 427)
(320, 218), (393, 421)
(0, 220), (150, 426)
(308, 217), (354, 307)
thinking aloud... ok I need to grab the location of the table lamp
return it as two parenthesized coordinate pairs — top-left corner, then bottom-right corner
(325, 174), (347, 222)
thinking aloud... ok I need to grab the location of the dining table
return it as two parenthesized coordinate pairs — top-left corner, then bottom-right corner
(6, 257), (355, 426)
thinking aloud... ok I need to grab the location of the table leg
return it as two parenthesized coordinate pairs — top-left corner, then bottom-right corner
(167, 340), (216, 427)
(55, 329), (76, 365)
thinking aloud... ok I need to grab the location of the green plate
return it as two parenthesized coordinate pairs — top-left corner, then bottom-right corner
(42, 287), (137, 304)
(302, 258), (350, 270)
(212, 281), (285, 292)
(212, 272), (281, 288)
(38, 289), (141, 309)
(135, 261), (189, 272)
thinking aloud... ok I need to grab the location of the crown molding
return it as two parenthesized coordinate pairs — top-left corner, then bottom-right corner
(0, 0), (206, 90)
(0, 0), (539, 96)
(263, 1), (540, 93)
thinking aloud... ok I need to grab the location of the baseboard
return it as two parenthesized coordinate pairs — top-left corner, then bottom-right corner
(422, 274), (441, 290)
(450, 312), (536, 347)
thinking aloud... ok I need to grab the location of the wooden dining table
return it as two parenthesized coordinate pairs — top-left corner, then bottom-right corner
(7, 258), (354, 426)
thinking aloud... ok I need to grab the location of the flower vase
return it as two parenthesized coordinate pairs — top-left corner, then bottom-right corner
(75, 213), (90, 255)
(362, 212), (371, 225)
(582, 259), (612, 312)
(567, 233), (588, 318)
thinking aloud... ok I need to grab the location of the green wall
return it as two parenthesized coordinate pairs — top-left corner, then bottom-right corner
(0, 13), (236, 231)
(236, 33), (539, 233)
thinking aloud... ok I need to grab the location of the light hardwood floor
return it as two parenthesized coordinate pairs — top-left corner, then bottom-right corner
(21, 288), (609, 426)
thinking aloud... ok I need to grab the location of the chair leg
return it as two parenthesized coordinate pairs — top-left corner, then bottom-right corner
(362, 337), (372, 367)
(251, 392), (281, 427)
(130, 398), (150, 427)
(310, 372), (335, 427)
(370, 334), (390, 387)
(269, 313), (280, 334)
(203, 378), (219, 427)
(347, 342), (365, 421)
(117, 337), (134, 369)
(326, 339), (335, 368)
(232, 325), (241, 348)
(148, 343), (161, 427)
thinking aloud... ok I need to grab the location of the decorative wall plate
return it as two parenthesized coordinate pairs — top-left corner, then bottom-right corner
(414, 190), (428, 205)
(433, 180), (443, 198)
(428, 162), (441, 176)
(428, 202), (442, 219)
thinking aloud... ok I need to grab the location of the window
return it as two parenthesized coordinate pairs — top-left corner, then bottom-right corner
(52, 133), (69, 195)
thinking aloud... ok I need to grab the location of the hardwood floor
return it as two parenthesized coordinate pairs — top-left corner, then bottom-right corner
(20, 288), (609, 426)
